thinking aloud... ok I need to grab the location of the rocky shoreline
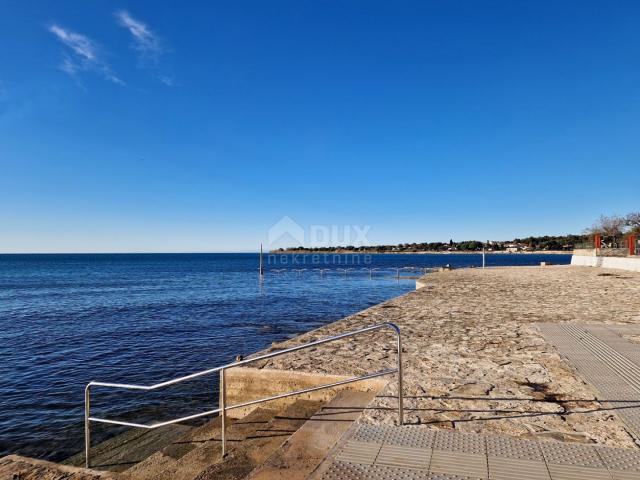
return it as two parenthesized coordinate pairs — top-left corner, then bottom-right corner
(252, 265), (640, 449)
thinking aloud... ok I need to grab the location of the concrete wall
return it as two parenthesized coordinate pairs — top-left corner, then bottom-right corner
(221, 367), (387, 418)
(571, 253), (640, 272)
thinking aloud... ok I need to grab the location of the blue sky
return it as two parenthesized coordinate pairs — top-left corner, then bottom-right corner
(1, 1), (639, 252)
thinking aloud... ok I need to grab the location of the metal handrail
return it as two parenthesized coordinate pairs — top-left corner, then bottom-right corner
(84, 322), (403, 468)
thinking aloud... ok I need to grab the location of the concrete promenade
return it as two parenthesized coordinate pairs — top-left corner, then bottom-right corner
(257, 266), (640, 449)
(255, 265), (640, 478)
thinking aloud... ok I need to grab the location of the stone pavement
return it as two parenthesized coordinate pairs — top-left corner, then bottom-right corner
(316, 424), (640, 480)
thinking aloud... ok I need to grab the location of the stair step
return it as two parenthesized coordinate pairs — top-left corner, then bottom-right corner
(1, 454), (118, 480)
(64, 423), (193, 472)
(183, 400), (324, 480)
(246, 389), (377, 480)
(4, 389), (376, 480)
(123, 406), (283, 480)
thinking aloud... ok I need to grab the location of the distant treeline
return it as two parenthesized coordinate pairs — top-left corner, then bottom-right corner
(511, 235), (589, 251)
(276, 234), (588, 253)
(275, 211), (640, 253)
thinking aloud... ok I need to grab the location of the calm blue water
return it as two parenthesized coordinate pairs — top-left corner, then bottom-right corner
(0, 252), (570, 460)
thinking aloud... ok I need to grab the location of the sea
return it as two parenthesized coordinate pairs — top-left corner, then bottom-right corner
(0, 252), (571, 461)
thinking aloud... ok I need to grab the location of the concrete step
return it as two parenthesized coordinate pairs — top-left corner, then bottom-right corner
(64, 422), (194, 472)
(245, 389), (377, 480)
(186, 399), (325, 480)
(123, 400), (322, 480)
(123, 407), (278, 480)
(1, 454), (118, 480)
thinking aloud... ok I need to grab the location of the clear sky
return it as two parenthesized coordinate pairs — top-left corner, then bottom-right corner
(1, 1), (639, 253)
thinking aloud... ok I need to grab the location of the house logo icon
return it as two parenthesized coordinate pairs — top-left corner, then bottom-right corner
(268, 216), (305, 250)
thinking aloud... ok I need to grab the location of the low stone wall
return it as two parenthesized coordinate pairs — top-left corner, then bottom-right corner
(573, 248), (597, 257)
(571, 252), (640, 272)
(221, 367), (387, 418)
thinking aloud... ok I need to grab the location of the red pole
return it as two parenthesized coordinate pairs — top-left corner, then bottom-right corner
(594, 234), (601, 249)
(629, 235), (637, 256)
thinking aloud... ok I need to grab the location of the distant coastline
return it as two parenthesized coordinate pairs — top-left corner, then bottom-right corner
(271, 234), (585, 255)
(271, 249), (572, 255)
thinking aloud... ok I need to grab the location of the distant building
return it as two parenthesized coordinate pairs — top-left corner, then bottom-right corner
(505, 244), (520, 253)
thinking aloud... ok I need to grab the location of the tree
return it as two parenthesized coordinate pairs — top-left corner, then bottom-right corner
(586, 214), (626, 237)
(626, 212), (640, 233)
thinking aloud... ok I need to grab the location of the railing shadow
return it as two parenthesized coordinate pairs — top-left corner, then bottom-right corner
(368, 394), (640, 424)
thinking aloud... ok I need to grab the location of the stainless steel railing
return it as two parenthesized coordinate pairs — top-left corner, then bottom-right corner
(84, 322), (403, 468)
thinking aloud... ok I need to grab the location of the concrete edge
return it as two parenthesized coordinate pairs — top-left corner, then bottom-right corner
(222, 367), (388, 419)
(0, 454), (117, 478)
(571, 254), (640, 272)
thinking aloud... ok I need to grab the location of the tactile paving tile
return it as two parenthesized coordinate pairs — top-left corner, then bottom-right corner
(561, 324), (640, 390)
(546, 463), (611, 480)
(376, 444), (431, 469)
(606, 325), (640, 335)
(335, 440), (382, 465)
(611, 471), (640, 480)
(586, 325), (640, 368)
(537, 323), (640, 441)
(485, 434), (544, 461)
(428, 474), (484, 480)
(430, 451), (488, 478)
(487, 457), (550, 480)
(596, 445), (640, 472)
(351, 423), (391, 443)
(321, 460), (431, 480)
(386, 425), (437, 448)
(324, 425), (640, 480)
(434, 430), (486, 454)
(539, 441), (604, 468)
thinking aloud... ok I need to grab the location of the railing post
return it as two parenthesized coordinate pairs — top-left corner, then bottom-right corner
(220, 369), (227, 457)
(84, 384), (91, 469)
(396, 329), (404, 425)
